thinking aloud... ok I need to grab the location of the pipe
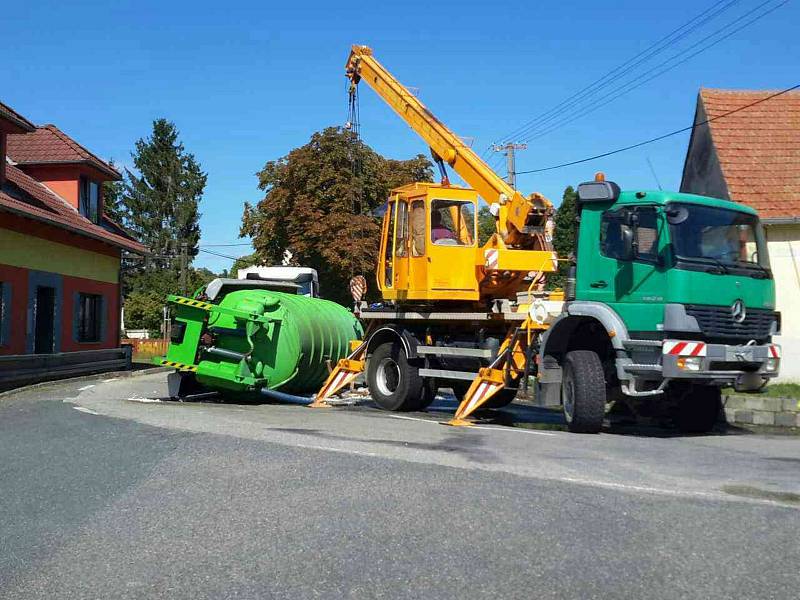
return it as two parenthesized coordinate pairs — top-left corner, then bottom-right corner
(259, 387), (315, 405)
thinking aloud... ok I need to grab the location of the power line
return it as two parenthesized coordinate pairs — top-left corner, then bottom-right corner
(513, 83), (800, 175)
(199, 242), (253, 247)
(498, 0), (742, 145)
(198, 247), (239, 261)
(517, 0), (787, 144)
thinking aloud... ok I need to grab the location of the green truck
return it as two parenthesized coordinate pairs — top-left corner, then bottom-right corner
(535, 179), (781, 432)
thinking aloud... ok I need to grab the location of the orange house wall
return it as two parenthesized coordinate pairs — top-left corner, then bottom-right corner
(20, 165), (81, 209)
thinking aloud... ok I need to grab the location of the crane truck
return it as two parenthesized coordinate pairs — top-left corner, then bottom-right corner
(314, 45), (782, 433)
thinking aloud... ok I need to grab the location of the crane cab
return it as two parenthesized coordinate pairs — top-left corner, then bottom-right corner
(378, 182), (481, 302)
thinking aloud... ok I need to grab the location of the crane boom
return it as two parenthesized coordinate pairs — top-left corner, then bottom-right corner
(346, 45), (552, 250)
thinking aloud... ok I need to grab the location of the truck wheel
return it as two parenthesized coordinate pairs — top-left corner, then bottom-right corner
(367, 341), (424, 411)
(673, 385), (721, 434)
(450, 381), (517, 409)
(562, 350), (606, 433)
(418, 379), (438, 411)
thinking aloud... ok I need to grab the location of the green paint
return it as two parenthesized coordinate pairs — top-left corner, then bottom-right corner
(162, 289), (363, 394)
(575, 190), (775, 333)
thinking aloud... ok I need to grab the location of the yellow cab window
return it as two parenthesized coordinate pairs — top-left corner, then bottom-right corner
(430, 199), (475, 246)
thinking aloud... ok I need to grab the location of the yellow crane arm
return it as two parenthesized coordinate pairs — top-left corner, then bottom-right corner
(346, 45), (552, 249)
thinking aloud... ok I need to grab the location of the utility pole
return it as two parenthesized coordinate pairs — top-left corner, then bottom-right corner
(492, 142), (527, 189)
(179, 242), (188, 295)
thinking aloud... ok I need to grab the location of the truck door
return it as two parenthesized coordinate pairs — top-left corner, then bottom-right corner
(393, 200), (410, 293)
(428, 198), (477, 292)
(408, 198), (428, 293)
(582, 206), (666, 329)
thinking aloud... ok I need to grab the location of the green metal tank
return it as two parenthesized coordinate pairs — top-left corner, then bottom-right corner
(160, 287), (363, 395)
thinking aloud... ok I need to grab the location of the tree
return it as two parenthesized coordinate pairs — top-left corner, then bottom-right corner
(477, 205), (495, 246)
(124, 119), (206, 279)
(230, 252), (261, 276)
(118, 119), (207, 329)
(124, 290), (164, 336)
(102, 159), (128, 226)
(241, 127), (433, 305)
(548, 185), (578, 290)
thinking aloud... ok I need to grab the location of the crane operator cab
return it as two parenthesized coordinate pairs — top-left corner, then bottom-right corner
(379, 182), (478, 302)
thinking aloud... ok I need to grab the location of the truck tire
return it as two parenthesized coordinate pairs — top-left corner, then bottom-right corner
(418, 379), (438, 411)
(673, 385), (721, 434)
(367, 341), (424, 411)
(562, 350), (606, 433)
(450, 381), (517, 409)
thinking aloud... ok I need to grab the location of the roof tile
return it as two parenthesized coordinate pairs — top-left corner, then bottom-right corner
(7, 125), (120, 179)
(701, 88), (800, 220)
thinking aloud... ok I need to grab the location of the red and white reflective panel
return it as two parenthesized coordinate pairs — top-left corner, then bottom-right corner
(663, 340), (707, 357)
(484, 249), (499, 269)
(769, 345), (781, 358)
(462, 380), (502, 415)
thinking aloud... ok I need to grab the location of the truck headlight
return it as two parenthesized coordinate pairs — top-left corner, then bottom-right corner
(677, 356), (702, 371)
(766, 358), (779, 372)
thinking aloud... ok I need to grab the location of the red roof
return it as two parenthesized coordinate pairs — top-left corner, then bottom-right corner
(7, 124), (120, 179)
(0, 162), (146, 253)
(701, 88), (800, 220)
(0, 101), (36, 133)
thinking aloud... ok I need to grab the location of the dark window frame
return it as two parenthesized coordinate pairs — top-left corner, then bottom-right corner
(78, 176), (101, 224)
(599, 206), (662, 265)
(77, 293), (103, 343)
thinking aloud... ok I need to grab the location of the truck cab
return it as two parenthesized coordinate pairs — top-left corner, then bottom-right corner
(539, 179), (781, 432)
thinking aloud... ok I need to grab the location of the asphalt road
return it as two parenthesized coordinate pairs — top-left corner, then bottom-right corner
(1, 372), (798, 599)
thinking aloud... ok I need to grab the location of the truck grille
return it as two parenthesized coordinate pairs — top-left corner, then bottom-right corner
(685, 304), (776, 343)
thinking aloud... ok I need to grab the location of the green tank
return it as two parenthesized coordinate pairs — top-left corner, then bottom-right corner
(158, 282), (362, 396)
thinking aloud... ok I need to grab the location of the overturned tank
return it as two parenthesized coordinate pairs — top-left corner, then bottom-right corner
(157, 278), (363, 398)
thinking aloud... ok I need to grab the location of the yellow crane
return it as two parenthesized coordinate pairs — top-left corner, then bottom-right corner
(312, 45), (562, 424)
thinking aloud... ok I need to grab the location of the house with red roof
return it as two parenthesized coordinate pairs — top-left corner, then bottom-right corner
(0, 101), (145, 365)
(681, 88), (800, 378)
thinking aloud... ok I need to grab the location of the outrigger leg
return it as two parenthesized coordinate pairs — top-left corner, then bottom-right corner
(448, 318), (535, 427)
(308, 339), (368, 408)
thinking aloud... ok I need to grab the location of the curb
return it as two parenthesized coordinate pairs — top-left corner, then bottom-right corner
(723, 393), (799, 428)
(0, 367), (171, 400)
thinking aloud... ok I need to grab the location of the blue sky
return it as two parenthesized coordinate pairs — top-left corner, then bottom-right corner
(3, 0), (798, 272)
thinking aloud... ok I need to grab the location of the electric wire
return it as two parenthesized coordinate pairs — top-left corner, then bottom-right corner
(479, 0), (742, 159)
(513, 83), (800, 175)
(499, 0), (743, 145)
(517, 0), (787, 144)
(198, 247), (240, 261)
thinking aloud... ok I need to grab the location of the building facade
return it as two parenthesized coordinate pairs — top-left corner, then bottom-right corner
(0, 102), (145, 357)
(681, 88), (800, 380)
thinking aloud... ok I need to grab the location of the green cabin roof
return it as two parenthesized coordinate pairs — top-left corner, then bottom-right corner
(616, 190), (758, 216)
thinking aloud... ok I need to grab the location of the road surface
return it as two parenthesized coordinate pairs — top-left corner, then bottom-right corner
(0, 371), (798, 599)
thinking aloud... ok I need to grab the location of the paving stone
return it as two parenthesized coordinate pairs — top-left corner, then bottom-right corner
(734, 410), (753, 424)
(723, 396), (748, 410)
(752, 411), (775, 426)
(745, 397), (783, 412)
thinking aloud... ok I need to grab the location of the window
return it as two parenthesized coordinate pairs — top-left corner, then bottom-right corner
(77, 293), (102, 343)
(79, 176), (101, 224)
(667, 203), (770, 270)
(600, 207), (660, 262)
(430, 199), (476, 246)
(395, 201), (409, 257)
(383, 201), (395, 287)
(410, 200), (426, 257)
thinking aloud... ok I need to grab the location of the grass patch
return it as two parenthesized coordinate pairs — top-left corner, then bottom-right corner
(724, 382), (800, 399)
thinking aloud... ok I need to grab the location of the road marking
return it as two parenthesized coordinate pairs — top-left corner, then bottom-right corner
(474, 425), (557, 437)
(102, 378), (120, 383)
(127, 396), (161, 403)
(390, 414), (557, 436)
(78, 385), (95, 391)
(73, 406), (99, 415)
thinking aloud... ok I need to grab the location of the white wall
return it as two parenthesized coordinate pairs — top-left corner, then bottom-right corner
(766, 224), (800, 382)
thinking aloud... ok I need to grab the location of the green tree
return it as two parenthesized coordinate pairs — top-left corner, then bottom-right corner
(241, 127), (432, 305)
(123, 119), (206, 288)
(119, 119), (207, 327)
(123, 290), (165, 335)
(477, 205), (495, 246)
(230, 252), (261, 276)
(102, 159), (128, 226)
(548, 185), (578, 290)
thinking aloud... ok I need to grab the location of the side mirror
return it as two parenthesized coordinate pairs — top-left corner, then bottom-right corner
(577, 180), (621, 203)
(620, 227), (635, 261)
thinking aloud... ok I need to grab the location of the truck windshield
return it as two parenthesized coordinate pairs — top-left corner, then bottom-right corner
(667, 203), (769, 272)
